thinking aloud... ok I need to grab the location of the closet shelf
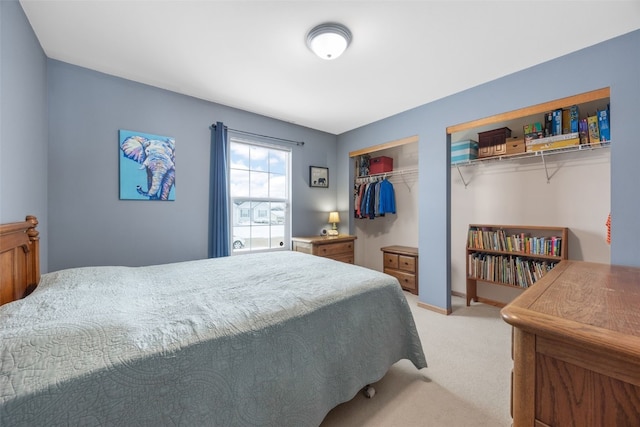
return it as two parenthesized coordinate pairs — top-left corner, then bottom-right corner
(452, 142), (610, 168)
(355, 167), (418, 183)
(452, 143), (610, 186)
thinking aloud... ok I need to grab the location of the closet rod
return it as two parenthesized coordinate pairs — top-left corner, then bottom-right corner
(355, 167), (418, 182)
(211, 123), (304, 146)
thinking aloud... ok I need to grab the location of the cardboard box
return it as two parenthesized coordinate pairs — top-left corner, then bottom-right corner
(579, 118), (589, 144)
(587, 115), (600, 146)
(505, 138), (525, 155)
(598, 108), (610, 142)
(569, 105), (580, 133)
(552, 109), (563, 135)
(523, 122), (542, 135)
(527, 134), (580, 151)
(451, 140), (478, 163)
(369, 156), (393, 174)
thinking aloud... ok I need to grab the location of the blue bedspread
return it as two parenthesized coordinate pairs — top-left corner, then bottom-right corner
(0, 251), (426, 426)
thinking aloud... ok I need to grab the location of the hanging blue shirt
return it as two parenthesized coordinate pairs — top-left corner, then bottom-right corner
(378, 179), (396, 215)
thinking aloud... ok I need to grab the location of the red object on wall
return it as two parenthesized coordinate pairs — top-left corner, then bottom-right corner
(369, 156), (393, 175)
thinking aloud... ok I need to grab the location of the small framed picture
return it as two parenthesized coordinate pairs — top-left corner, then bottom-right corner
(309, 166), (329, 188)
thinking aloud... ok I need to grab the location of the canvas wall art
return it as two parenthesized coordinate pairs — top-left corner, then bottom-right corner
(119, 129), (176, 201)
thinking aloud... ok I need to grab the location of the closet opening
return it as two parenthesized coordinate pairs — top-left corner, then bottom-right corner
(348, 135), (419, 280)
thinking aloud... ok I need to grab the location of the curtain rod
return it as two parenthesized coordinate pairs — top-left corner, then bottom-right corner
(211, 124), (304, 146)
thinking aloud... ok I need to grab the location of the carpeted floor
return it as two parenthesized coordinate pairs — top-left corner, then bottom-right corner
(321, 294), (513, 427)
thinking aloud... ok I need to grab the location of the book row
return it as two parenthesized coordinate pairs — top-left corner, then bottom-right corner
(468, 228), (562, 257)
(468, 253), (558, 289)
(524, 104), (610, 149)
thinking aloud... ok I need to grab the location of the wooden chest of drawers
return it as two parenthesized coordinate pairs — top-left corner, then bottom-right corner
(381, 245), (418, 294)
(291, 235), (356, 264)
(501, 261), (640, 427)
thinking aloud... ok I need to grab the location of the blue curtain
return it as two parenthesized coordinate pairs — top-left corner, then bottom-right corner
(209, 122), (230, 257)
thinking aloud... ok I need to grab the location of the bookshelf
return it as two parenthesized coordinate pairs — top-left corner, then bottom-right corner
(466, 224), (568, 307)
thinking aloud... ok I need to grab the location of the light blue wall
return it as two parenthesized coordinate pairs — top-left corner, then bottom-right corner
(3, 0), (639, 308)
(337, 29), (640, 312)
(47, 61), (337, 271)
(3, 0), (338, 273)
(0, 0), (48, 271)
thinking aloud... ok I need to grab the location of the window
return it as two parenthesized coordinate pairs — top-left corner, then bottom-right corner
(229, 138), (290, 253)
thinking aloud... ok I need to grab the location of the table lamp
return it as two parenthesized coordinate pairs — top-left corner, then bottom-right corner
(328, 211), (340, 236)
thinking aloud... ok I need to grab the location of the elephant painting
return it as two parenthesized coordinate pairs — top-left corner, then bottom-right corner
(119, 131), (176, 200)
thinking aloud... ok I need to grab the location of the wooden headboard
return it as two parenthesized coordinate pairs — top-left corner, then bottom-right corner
(0, 215), (40, 306)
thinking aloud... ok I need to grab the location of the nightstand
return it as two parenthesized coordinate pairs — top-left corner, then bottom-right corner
(381, 246), (418, 294)
(291, 235), (356, 264)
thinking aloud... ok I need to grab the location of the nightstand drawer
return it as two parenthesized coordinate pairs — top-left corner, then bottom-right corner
(384, 269), (417, 292)
(328, 253), (355, 264)
(315, 241), (353, 257)
(384, 253), (399, 269)
(398, 255), (415, 273)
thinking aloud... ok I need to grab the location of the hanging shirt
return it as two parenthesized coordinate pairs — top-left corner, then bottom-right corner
(378, 179), (396, 215)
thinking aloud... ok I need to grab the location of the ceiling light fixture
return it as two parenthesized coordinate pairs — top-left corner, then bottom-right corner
(306, 23), (352, 60)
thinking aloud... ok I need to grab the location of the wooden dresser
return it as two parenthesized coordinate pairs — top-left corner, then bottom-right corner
(291, 235), (356, 264)
(380, 246), (418, 295)
(501, 261), (640, 427)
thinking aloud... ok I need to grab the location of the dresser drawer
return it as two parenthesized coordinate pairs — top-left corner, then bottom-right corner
(384, 269), (417, 292)
(384, 253), (399, 269)
(398, 255), (415, 273)
(384, 253), (415, 272)
(328, 253), (355, 264)
(314, 241), (353, 257)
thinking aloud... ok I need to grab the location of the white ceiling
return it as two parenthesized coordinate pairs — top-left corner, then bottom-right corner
(20, 1), (640, 135)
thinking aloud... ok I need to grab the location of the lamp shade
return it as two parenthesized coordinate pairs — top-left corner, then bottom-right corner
(306, 23), (352, 60)
(328, 211), (340, 224)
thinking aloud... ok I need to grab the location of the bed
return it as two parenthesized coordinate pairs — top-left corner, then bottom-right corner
(0, 215), (427, 426)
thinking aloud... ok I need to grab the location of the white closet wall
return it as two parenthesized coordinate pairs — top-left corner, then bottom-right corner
(451, 149), (611, 304)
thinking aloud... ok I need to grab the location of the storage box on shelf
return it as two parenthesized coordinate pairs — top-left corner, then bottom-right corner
(478, 127), (511, 158)
(451, 140), (478, 164)
(526, 132), (580, 152)
(505, 137), (525, 155)
(369, 156), (393, 174)
(465, 224), (568, 307)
